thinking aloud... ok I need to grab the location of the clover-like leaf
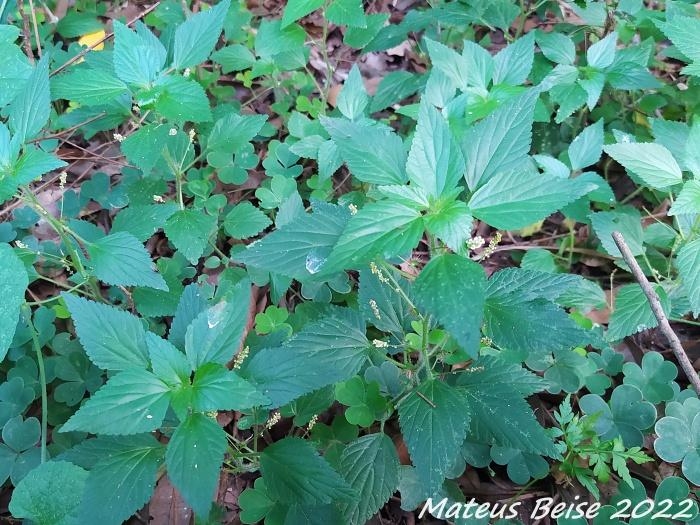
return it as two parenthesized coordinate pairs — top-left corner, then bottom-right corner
(622, 351), (678, 404)
(655, 412), (700, 485)
(580, 385), (656, 447)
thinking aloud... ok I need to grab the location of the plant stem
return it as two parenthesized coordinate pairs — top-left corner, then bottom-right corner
(22, 304), (48, 463)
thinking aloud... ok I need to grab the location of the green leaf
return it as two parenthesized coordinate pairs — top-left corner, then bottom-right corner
(468, 169), (593, 230)
(457, 362), (559, 456)
(326, 0), (366, 27)
(607, 283), (670, 341)
(569, 119), (604, 171)
(61, 368), (170, 435)
(322, 117), (406, 185)
(51, 69), (129, 106)
(236, 202), (349, 280)
(165, 413), (227, 516)
(111, 203), (179, 242)
(406, 100), (465, 197)
(323, 200), (424, 273)
(172, 0), (231, 69)
(423, 199), (472, 253)
(398, 380), (470, 492)
(223, 202), (271, 239)
(9, 461), (88, 525)
(461, 89), (538, 190)
(153, 75), (212, 123)
(211, 44), (256, 73)
(243, 310), (369, 407)
(655, 413), (700, 485)
(191, 363), (268, 411)
(75, 435), (164, 525)
(185, 281), (251, 368)
(208, 112), (268, 153)
(589, 207), (644, 257)
(8, 55), (50, 143)
(462, 40), (494, 90)
(658, 16), (700, 64)
(0, 244), (28, 362)
(260, 437), (356, 504)
(414, 254), (486, 358)
(337, 65), (369, 120)
(603, 142), (682, 190)
(622, 351), (677, 404)
(255, 20), (307, 61)
(587, 32), (617, 69)
(281, 0), (324, 28)
(678, 238), (700, 317)
(86, 232), (167, 290)
(337, 433), (400, 523)
(147, 332), (190, 387)
(164, 209), (218, 264)
(62, 294), (149, 371)
(238, 479), (280, 524)
(536, 30), (576, 65)
(425, 38), (470, 91)
(113, 21), (166, 87)
(492, 32), (534, 86)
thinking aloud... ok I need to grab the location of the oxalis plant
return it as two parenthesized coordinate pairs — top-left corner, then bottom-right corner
(1, 0), (700, 524)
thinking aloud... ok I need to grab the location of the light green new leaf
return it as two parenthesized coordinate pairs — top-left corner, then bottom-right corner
(677, 238), (700, 317)
(461, 89), (538, 190)
(8, 54), (50, 143)
(172, 0), (231, 69)
(398, 380), (470, 492)
(185, 281), (251, 368)
(243, 310), (369, 407)
(164, 209), (218, 264)
(468, 169), (593, 230)
(338, 433), (400, 524)
(191, 363), (269, 411)
(63, 294), (149, 371)
(414, 254), (486, 357)
(87, 232), (167, 290)
(323, 200), (424, 273)
(9, 461), (88, 525)
(587, 32), (617, 69)
(51, 69), (129, 106)
(61, 369), (170, 435)
(492, 32), (535, 86)
(604, 142), (682, 190)
(337, 65), (369, 120)
(113, 21), (166, 87)
(569, 119), (604, 171)
(165, 413), (227, 516)
(0, 244), (28, 362)
(322, 117), (407, 185)
(406, 100), (465, 197)
(281, 0), (324, 28)
(260, 437), (356, 504)
(223, 201), (271, 239)
(608, 283), (670, 341)
(669, 180), (700, 216)
(423, 199), (472, 253)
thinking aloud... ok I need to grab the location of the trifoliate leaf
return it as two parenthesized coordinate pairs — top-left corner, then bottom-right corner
(622, 351), (677, 404)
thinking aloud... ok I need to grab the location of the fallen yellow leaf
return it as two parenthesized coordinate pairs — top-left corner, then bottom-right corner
(78, 29), (105, 51)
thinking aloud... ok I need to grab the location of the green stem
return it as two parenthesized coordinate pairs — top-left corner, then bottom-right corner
(22, 304), (48, 464)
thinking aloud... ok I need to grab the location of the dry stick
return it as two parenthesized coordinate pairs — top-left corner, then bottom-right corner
(17, 0), (35, 63)
(612, 231), (700, 394)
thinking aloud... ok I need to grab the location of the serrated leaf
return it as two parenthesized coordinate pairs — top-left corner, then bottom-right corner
(61, 368), (170, 434)
(607, 283), (670, 341)
(589, 207), (644, 257)
(111, 203), (179, 242)
(281, 0), (324, 28)
(603, 142), (682, 190)
(260, 437), (356, 504)
(569, 119), (604, 171)
(165, 413), (227, 516)
(62, 294), (149, 371)
(185, 281), (251, 368)
(461, 89), (538, 190)
(8, 55), (50, 143)
(677, 238), (700, 317)
(0, 244), (28, 362)
(326, 0), (366, 27)
(322, 117), (406, 185)
(414, 254), (486, 358)
(398, 380), (470, 492)
(462, 40), (494, 90)
(493, 32), (534, 86)
(337, 65), (369, 120)
(164, 209), (217, 264)
(191, 363), (268, 411)
(243, 310), (369, 407)
(658, 16), (700, 63)
(337, 433), (400, 523)
(86, 231), (167, 290)
(172, 0), (231, 69)
(468, 168), (593, 230)
(112, 21), (166, 87)
(211, 44), (256, 73)
(423, 199), (472, 253)
(223, 202), (271, 239)
(406, 100), (465, 197)
(425, 38), (469, 91)
(154, 75), (212, 123)
(208, 113), (268, 153)
(51, 69), (129, 106)
(536, 31), (576, 65)
(587, 32), (617, 69)
(9, 461), (88, 525)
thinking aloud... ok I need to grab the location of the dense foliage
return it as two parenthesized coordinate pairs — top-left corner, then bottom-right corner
(1, 0), (700, 523)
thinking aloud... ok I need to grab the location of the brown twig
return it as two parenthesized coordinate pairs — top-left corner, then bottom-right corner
(611, 231), (700, 394)
(17, 0), (35, 63)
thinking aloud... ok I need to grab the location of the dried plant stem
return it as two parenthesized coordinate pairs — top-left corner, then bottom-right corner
(17, 0), (34, 63)
(612, 231), (700, 394)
